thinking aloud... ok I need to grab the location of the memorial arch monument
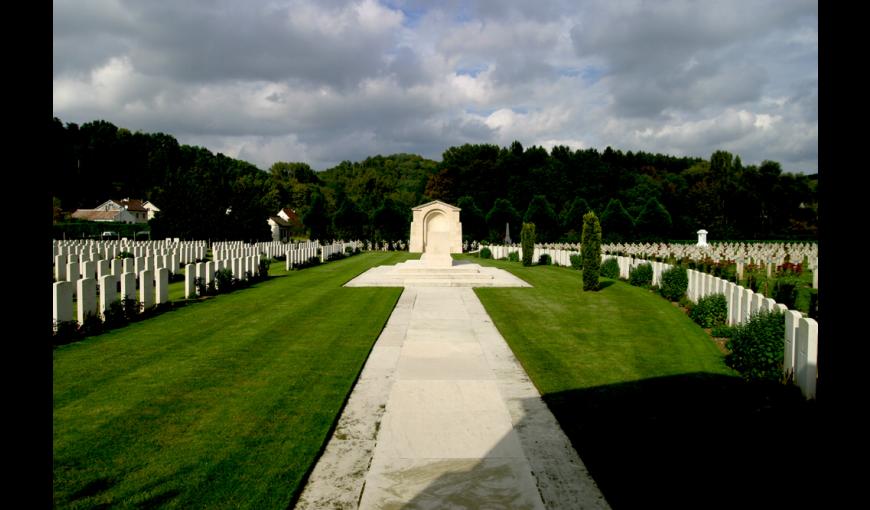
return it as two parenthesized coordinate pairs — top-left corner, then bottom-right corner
(409, 200), (462, 268)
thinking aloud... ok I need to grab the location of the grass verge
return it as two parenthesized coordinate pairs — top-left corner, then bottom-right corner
(461, 254), (819, 509)
(54, 251), (414, 509)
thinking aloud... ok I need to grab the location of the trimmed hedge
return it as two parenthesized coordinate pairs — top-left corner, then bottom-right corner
(480, 247), (492, 259)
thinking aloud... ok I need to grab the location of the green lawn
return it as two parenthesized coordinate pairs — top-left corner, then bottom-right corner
(53, 252), (415, 509)
(461, 255), (818, 509)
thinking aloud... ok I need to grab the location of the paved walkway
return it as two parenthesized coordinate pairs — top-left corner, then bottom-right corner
(296, 266), (608, 509)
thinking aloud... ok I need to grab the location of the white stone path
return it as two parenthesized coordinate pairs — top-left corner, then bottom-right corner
(296, 265), (609, 509)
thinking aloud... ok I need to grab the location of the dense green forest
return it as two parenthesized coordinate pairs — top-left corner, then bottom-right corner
(51, 117), (817, 243)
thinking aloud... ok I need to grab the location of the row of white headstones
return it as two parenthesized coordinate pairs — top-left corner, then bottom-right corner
(52, 239), (364, 330)
(483, 243), (819, 399)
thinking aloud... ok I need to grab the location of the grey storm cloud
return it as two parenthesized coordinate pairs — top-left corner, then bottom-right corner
(53, 0), (817, 173)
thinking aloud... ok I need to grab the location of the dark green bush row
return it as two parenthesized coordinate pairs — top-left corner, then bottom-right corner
(629, 263), (653, 287)
(659, 265), (688, 301)
(689, 293), (728, 328)
(726, 310), (786, 382)
(600, 258), (619, 279)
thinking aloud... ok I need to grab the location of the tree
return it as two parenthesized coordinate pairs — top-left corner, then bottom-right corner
(485, 198), (521, 243)
(581, 211), (602, 291)
(559, 197), (591, 242)
(523, 195), (558, 242)
(372, 197), (408, 242)
(635, 198), (673, 242)
(521, 223), (535, 266)
(456, 196), (487, 242)
(331, 195), (365, 240)
(302, 189), (330, 240)
(600, 198), (635, 243)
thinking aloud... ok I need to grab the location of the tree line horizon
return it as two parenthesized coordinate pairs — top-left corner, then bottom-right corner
(51, 117), (817, 243)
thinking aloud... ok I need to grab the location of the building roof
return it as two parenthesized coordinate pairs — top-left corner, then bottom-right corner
(72, 209), (123, 221)
(116, 198), (148, 212)
(268, 216), (291, 227)
(411, 200), (461, 211)
(142, 201), (160, 211)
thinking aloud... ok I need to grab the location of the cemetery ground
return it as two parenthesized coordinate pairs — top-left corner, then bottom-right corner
(54, 250), (821, 509)
(460, 254), (821, 509)
(53, 251), (416, 509)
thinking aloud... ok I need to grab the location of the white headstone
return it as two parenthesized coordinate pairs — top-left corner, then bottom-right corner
(53, 281), (74, 327)
(77, 278), (97, 324)
(139, 269), (154, 310)
(783, 310), (802, 378)
(55, 255), (67, 282)
(121, 272), (136, 301)
(796, 318), (819, 399)
(185, 264), (196, 298)
(155, 268), (169, 304)
(696, 229), (708, 247)
(99, 274), (118, 315)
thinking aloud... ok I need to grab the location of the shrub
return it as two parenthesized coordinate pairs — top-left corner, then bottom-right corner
(581, 212), (602, 291)
(711, 324), (737, 338)
(53, 320), (80, 345)
(215, 268), (234, 293)
(808, 289), (818, 320)
(521, 223), (535, 266)
(102, 300), (127, 328)
(258, 259), (269, 279)
(78, 312), (104, 337)
(772, 275), (800, 309)
(508, 251), (520, 262)
(600, 257), (620, 279)
(480, 247), (492, 259)
(629, 263), (653, 287)
(569, 254), (582, 270)
(689, 293), (728, 328)
(194, 277), (207, 297)
(659, 265), (688, 301)
(538, 254), (551, 265)
(725, 310), (785, 382)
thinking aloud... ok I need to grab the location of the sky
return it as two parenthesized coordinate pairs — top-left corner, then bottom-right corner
(53, 0), (818, 173)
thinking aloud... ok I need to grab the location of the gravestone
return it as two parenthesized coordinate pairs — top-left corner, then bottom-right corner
(696, 229), (708, 247)
(55, 255), (66, 282)
(139, 269), (154, 310)
(121, 272), (136, 301)
(99, 274), (118, 315)
(185, 264), (196, 298)
(53, 281), (74, 326)
(155, 268), (169, 304)
(784, 310), (802, 378)
(796, 318), (818, 399)
(77, 278), (97, 324)
(409, 200), (463, 268)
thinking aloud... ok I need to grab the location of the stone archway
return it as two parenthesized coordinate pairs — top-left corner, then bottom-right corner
(423, 210), (450, 254)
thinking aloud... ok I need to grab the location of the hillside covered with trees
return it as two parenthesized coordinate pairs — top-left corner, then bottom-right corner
(51, 117), (817, 243)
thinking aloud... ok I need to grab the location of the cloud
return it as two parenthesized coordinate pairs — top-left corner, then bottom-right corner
(53, 0), (817, 173)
